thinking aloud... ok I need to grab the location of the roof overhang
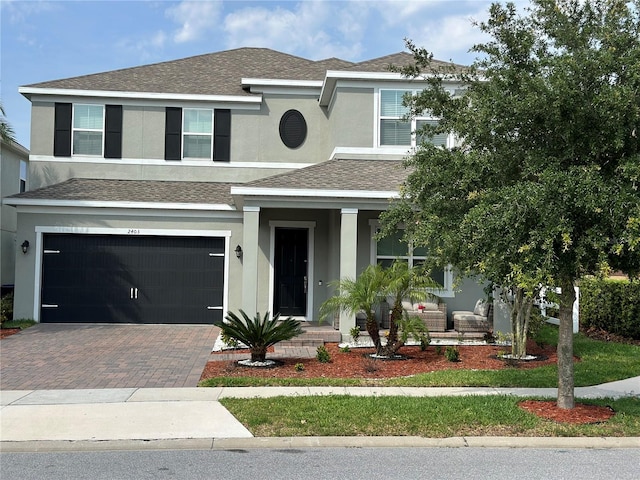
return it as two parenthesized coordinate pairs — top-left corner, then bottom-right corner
(19, 87), (263, 106)
(3, 197), (235, 211)
(319, 70), (407, 106)
(241, 78), (323, 96)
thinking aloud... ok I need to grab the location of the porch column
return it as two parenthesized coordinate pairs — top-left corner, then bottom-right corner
(242, 206), (260, 315)
(339, 208), (358, 334)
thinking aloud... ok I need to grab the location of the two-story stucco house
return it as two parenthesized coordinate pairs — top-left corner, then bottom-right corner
(1, 138), (29, 297)
(6, 47), (488, 337)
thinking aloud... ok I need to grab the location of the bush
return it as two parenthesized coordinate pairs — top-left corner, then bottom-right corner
(1, 292), (14, 326)
(444, 346), (460, 362)
(580, 278), (640, 340)
(215, 310), (304, 362)
(316, 345), (331, 363)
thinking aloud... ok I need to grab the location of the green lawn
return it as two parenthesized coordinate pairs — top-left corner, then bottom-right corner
(200, 325), (640, 388)
(220, 395), (640, 437)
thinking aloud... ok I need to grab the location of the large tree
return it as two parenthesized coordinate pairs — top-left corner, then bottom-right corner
(383, 0), (640, 408)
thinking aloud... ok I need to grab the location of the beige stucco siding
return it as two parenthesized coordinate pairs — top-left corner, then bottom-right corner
(122, 106), (165, 159)
(328, 87), (374, 149)
(29, 101), (54, 157)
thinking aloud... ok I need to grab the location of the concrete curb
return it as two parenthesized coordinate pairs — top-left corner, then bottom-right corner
(2, 436), (639, 453)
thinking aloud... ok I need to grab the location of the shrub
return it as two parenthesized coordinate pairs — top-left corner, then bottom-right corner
(316, 345), (331, 363)
(340, 345), (351, 353)
(580, 278), (640, 340)
(294, 363), (305, 372)
(444, 346), (460, 362)
(215, 310), (304, 362)
(362, 356), (379, 373)
(349, 326), (361, 344)
(1, 292), (14, 326)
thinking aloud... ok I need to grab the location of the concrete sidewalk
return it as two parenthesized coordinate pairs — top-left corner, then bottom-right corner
(1, 377), (638, 452)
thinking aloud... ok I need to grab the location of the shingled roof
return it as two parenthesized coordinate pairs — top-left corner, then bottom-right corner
(22, 47), (463, 97)
(246, 159), (409, 192)
(6, 178), (235, 206)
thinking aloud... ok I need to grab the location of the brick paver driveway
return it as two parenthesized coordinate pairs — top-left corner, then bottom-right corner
(0, 324), (219, 390)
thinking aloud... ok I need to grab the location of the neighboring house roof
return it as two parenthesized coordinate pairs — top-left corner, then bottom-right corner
(5, 178), (235, 207)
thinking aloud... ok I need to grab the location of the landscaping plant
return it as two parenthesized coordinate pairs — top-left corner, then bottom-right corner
(215, 310), (303, 362)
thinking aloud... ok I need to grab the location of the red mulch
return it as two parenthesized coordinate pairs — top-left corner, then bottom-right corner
(518, 400), (615, 424)
(0, 328), (20, 339)
(201, 340), (558, 381)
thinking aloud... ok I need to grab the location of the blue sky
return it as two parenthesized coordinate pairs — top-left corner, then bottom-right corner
(1, 0), (506, 149)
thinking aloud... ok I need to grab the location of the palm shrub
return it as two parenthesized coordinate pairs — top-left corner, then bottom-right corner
(319, 264), (387, 352)
(216, 310), (304, 362)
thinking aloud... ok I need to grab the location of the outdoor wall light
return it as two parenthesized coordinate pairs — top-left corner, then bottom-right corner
(235, 244), (243, 258)
(21, 240), (30, 254)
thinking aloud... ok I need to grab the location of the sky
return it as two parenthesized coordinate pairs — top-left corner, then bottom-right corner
(1, 0), (511, 149)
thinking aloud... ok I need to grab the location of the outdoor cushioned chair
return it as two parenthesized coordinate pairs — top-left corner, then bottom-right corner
(452, 299), (493, 333)
(402, 300), (447, 332)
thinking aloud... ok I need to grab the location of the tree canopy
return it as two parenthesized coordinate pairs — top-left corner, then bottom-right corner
(381, 0), (640, 408)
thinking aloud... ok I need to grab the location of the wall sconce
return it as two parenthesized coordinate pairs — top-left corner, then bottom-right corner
(21, 240), (30, 254)
(234, 244), (243, 258)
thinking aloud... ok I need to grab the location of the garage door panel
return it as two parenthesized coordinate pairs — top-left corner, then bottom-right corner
(41, 234), (225, 324)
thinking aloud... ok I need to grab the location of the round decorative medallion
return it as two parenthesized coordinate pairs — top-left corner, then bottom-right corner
(279, 109), (307, 149)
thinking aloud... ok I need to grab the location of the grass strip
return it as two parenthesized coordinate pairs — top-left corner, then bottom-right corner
(220, 395), (640, 438)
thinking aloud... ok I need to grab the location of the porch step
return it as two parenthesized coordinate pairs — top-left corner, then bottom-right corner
(279, 327), (342, 346)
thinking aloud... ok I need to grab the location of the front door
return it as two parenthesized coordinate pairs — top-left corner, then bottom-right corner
(273, 228), (308, 317)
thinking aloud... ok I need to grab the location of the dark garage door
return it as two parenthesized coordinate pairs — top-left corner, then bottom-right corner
(40, 234), (225, 324)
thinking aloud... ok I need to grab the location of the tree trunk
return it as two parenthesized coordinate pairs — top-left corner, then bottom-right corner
(365, 312), (382, 354)
(380, 302), (404, 356)
(250, 347), (267, 362)
(510, 288), (533, 359)
(557, 279), (576, 409)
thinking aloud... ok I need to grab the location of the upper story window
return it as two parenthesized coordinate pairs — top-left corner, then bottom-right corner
(54, 103), (122, 158)
(19, 160), (27, 193)
(73, 104), (104, 156)
(183, 108), (213, 159)
(165, 107), (230, 162)
(379, 89), (447, 148)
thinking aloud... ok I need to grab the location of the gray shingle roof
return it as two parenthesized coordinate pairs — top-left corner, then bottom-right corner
(8, 178), (235, 205)
(23, 47), (464, 96)
(246, 159), (409, 192)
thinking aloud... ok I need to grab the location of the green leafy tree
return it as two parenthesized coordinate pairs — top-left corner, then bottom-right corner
(215, 310), (304, 362)
(0, 102), (16, 144)
(382, 0), (640, 408)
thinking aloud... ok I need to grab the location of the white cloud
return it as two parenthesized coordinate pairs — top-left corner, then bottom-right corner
(116, 31), (168, 61)
(222, 1), (370, 60)
(1, 0), (57, 24)
(165, 0), (223, 43)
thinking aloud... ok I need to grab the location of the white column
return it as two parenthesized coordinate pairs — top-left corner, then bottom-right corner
(339, 208), (358, 334)
(242, 206), (260, 315)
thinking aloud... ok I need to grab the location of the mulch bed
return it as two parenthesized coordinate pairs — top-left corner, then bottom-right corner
(0, 328), (20, 339)
(518, 400), (616, 424)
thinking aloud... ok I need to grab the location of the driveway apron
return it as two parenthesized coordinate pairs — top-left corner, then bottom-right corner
(0, 324), (219, 390)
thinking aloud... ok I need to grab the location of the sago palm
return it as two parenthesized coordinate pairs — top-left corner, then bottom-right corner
(216, 310), (304, 362)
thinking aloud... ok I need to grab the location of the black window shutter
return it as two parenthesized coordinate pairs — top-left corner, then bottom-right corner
(165, 107), (182, 160)
(53, 103), (72, 157)
(104, 105), (123, 159)
(213, 109), (231, 162)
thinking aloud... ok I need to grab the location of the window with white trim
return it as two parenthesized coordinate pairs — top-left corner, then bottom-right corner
(379, 89), (447, 148)
(19, 160), (27, 193)
(183, 108), (213, 159)
(371, 223), (453, 296)
(73, 104), (104, 156)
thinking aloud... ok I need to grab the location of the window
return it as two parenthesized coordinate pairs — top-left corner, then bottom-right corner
(379, 89), (447, 148)
(19, 160), (27, 193)
(73, 104), (104, 155)
(183, 108), (212, 159)
(164, 108), (230, 161)
(371, 223), (452, 296)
